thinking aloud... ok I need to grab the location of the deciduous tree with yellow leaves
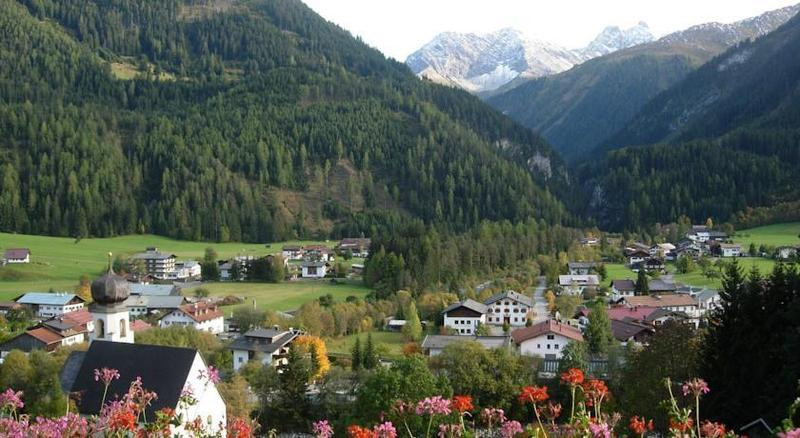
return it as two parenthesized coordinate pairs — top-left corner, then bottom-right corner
(294, 335), (330, 379)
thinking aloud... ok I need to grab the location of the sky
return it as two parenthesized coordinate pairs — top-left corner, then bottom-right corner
(302, 0), (799, 60)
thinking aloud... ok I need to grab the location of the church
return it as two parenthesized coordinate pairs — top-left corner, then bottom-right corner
(60, 258), (227, 436)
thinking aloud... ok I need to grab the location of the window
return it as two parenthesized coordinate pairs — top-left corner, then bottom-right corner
(537, 344), (541, 348)
(96, 319), (105, 338)
(554, 344), (560, 350)
(238, 357), (244, 363)
(547, 344), (551, 349)
(546, 334), (555, 340)
(120, 319), (127, 338)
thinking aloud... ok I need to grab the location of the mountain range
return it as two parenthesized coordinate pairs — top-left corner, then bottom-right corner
(486, 3), (800, 161)
(406, 23), (653, 93)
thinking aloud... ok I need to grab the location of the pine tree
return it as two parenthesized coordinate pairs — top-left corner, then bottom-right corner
(635, 269), (650, 296)
(585, 303), (614, 356)
(351, 336), (362, 371)
(363, 332), (378, 369)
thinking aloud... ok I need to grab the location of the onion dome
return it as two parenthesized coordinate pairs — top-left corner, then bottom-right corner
(91, 253), (130, 305)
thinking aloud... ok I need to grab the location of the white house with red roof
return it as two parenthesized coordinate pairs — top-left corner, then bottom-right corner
(3, 248), (30, 264)
(159, 301), (224, 334)
(511, 319), (584, 360)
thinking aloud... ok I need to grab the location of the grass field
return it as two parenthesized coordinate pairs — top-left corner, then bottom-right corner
(733, 222), (800, 248)
(607, 258), (779, 289)
(326, 331), (406, 358)
(0, 232), (337, 299)
(184, 280), (371, 312)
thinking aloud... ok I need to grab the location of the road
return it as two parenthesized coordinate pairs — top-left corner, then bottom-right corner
(531, 276), (550, 323)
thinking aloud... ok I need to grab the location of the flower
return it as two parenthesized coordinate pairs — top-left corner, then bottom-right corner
(481, 407), (506, 425)
(451, 395), (473, 413)
(437, 423), (463, 438)
(542, 401), (562, 422)
(348, 425), (375, 438)
(669, 418), (694, 433)
(682, 378), (710, 398)
(313, 420), (334, 438)
(415, 396), (452, 416)
(93, 367), (121, 386)
(700, 421), (727, 438)
(108, 408), (136, 431)
(499, 420), (523, 438)
(589, 421), (611, 438)
(199, 365), (221, 385)
(228, 417), (254, 438)
(373, 421), (397, 438)
(583, 380), (610, 399)
(778, 429), (800, 438)
(519, 385), (549, 404)
(629, 416), (654, 435)
(0, 389), (24, 410)
(561, 368), (585, 386)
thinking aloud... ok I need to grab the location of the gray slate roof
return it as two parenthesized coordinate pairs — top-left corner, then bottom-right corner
(123, 295), (185, 309)
(612, 279), (635, 291)
(129, 283), (178, 296)
(442, 299), (488, 315)
(421, 335), (511, 351)
(483, 290), (533, 307)
(16, 292), (82, 306)
(568, 262), (597, 269)
(649, 279), (677, 292)
(228, 329), (299, 353)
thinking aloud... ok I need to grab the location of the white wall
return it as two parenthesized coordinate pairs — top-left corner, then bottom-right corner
(160, 311), (224, 334)
(443, 314), (485, 335)
(175, 353), (227, 437)
(485, 301), (531, 326)
(38, 302), (84, 318)
(519, 334), (576, 360)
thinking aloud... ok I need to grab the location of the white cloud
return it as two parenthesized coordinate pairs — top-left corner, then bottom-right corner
(302, 0), (799, 60)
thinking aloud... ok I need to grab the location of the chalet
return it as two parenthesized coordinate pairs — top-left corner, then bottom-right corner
(631, 258), (665, 273)
(484, 290), (534, 327)
(159, 301), (224, 334)
(619, 294), (698, 314)
(131, 248), (177, 280)
(643, 308), (695, 328)
(442, 299), (488, 335)
(777, 246), (799, 260)
(129, 283), (179, 296)
(229, 328), (301, 371)
(511, 319), (584, 360)
(300, 261), (327, 279)
(649, 279), (678, 294)
(610, 279), (636, 298)
(650, 243), (676, 259)
(708, 230), (729, 242)
(687, 225), (711, 242)
(15, 292), (85, 318)
(674, 239), (703, 258)
(715, 243), (742, 258)
(420, 335), (511, 357)
(61, 341), (226, 436)
(568, 262), (597, 275)
(558, 275), (600, 295)
(337, 238), (371, 257)
(3, 248), (30, 264)
(304, 245), (334, 262)
(282, 245), (304, 261)
(626, 249), (650, 266)
(611, 319), (654, 344)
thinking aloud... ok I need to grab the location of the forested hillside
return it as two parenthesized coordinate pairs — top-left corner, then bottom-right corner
(0, 0), (569, 243)
(486, 4), (799, 162)
(578, 12), (800, 231)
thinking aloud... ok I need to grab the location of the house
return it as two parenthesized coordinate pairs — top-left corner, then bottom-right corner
(715, 243), (742, 258)
(130, 319), (153, 333)
(130, 248), (177, 280)
(650, 243), (676, 259)
(580, 237), (599, 247)
(282, 245), (305, 261)
(777, 246), (799, 260)
(484, 290), (534, 327)
(60, 341), (226, 437)
(643, 308), (696, 328)
(611, 319), (654, 344)
(163, 260), (202, 281)
(15, 292), (85, 318)
(619, 294), (698, 314)
(229, 328), (301, 371)
(695, 290), (721, 316)
(129, 283), (179, 296)
(649, 279), (678, 294)
(123, 295), (186, 318)
(3, 248), (30, 264)
(568, 262), (597, 275)
(607, 305), (660, 324)
(511, 319), (584, 360)
(160, 301), (225, 334)
(351, 264), (365, 275)
(687, 225), (711, 242)
(558, 275), (600, 295)
(337, 238), (371, 257)
(708, 230), (729, 242)
(626, 249), (650, 266)
(610, 279), (636, 298)
(385, 319), (406, 332)
(304, 245), (334, 262)
(631, 258), (665, 273)
(0, 301), (22, 315)
(420, 335), (511, 357)
(301, 261), (328, 279)
(442, 299), (488, 335)
(0, 327), (72, 359)
(674, 239), (703, 259)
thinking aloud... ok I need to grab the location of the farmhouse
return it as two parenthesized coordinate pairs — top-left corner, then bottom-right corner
(3, 248), (30, 264)
(687, 225), (711, 242)
(484, 290), (534, 327)
(131, 247), (177, 279)
(511, 319), (584, 360)
(610, 279), (636, 298)
(229, 328), (301, 371)
(567, 262), (597, 275)
(420, 335), (511, 356)
(558, 275), (600, 295)
(626, 249), (650, 266)
(631, 258), (665, 273)
(160, 301), (225, 334)
(15, 292), (85, 318)
(282, 245), (304, 261)
(61, 341), (226, 437)
(650, 243), (676, 258)
(715, 243), (742, 258)
(301, 261), (328, 278)
(442, 299), (488, 335)
(337, 238), (371, 257)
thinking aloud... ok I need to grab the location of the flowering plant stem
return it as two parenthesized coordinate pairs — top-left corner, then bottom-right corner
(569, 386), (576, 424)
(695, 394), (701, 438)
(532, 404), (548, 438)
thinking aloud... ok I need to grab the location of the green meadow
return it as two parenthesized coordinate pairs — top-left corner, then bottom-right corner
(733, 222), (800, 248)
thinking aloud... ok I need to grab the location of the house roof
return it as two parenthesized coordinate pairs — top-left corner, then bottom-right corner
(718, 243), (741, 249)
(558, 275), (600, 286)
(302, 261), (326, 268)
(0, 301), (22, 310)
(649, 279), (677, 292)
(611, 280), (635, 291)
(175, 302), (223, 323)
(228, 329), (299, 353)
(611, 319), (654, 341)
(642, 308), (692, 323)
(421, 335), (510, 351)
(442, 299), (487, 315)
(4, 248), (30, 259)
(607, 305), (659, 322)
(64, 341), (199, 417)
(15, 292), (83, 306)
(484, 290), (534, 307)
(626, 249), (650, 257)
(123, 295), (185, 309)
(621, 294), (697, 308)
(129, 284), (178, 296)
(61, 309), (93, 326)
(27, 327), (64, 344)
(696, 290), (719, 302)
(511, 319), (584, 344)
(130, 319), (152, 332)
(568, 262), (597, 269)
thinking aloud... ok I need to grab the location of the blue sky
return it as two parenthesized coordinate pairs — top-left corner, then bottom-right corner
(303, 0), (799, 60)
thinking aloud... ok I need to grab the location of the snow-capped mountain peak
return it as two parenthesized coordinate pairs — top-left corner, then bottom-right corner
(580, 22), (654, 58)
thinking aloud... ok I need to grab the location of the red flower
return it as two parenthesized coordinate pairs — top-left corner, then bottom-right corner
(629, 416), (654, 435)
(542, 402), (562, 421)
(228, 417), (255, 438)
(109, 409), (136, 431)
(582, 380), (610, 402)
(519, 385), (549, 404)
(348, 425), (376, 438)
(700, 421), (727, 438)
(452, 395), (474, 413)
(561, 368), (585, 386)
(669, 418), (694, 433)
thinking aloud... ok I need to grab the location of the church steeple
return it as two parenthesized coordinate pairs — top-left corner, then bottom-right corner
(89, 253), (134, 343)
